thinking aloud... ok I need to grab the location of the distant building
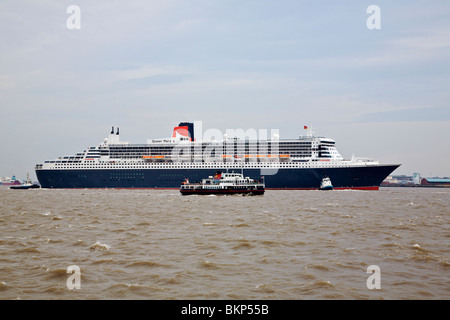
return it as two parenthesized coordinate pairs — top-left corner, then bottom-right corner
(391, 175), (414, 184)
(420, 178), (450, 187)
(382, 174), (450, 187)
(382, 175), (414, 186)
(413, 173), (421, 185)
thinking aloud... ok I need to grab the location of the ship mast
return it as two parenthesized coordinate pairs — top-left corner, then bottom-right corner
(304, 124), (314, 137)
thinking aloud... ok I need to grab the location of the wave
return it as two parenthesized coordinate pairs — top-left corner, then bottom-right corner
(44, 266), (70, 280)
(305, 264), (332, 272)
(104, 282), (166, 296)
(231, 240), (253, 249)
(17, 246), (40, 253)
(412, 243), (425, 251)
(126, 260), (166, 268)
(92, 258), (115, 265)
(89, 241), (111, 251)
(259, 240), (281, 246)
(45, 238), (63, 244)
(228, 223), (250, 228)
(302, 207), (318, 212)
(200, 260), (220, 269)
(313, 280), (334, 287)
(255, 283), (275, 293)
(156, 276), (182, 285)
(410, 243), (450, 266)
(0, 281), (9, 291)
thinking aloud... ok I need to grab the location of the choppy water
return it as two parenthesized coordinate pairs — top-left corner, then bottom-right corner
(0, 187), (449, 300)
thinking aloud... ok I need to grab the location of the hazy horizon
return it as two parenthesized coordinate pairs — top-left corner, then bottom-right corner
(1, 1), (449, 180)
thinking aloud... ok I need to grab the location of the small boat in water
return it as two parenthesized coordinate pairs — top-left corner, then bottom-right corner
(9, 173), (40, 189)
(319, 177), (334, 190)
(10, 183), (40, 190)
(180, 171), (265, 196)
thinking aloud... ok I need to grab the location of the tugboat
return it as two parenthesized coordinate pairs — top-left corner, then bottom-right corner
(319, 177), (334, 190)
(10, 183), (40, 190)
(10, 173), (40, 190)
(180, 171), (265, 196)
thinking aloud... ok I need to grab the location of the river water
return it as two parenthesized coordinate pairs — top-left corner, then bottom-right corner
(0, 187), (448, 300)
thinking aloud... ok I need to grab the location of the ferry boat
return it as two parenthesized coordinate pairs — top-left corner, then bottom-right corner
(35, 122), (400, 190)
(180, 171), (265, 195)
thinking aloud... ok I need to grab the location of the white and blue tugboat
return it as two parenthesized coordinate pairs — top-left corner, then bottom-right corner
(319, 177), (334, 190)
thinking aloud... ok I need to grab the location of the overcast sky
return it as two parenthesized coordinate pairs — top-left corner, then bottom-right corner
(1, 0), (449, 180)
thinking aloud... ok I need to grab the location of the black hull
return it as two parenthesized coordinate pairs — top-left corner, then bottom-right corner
(10, 184), (40, 190)
(180, 189), (265, 196)
(36, 164), (400, 190)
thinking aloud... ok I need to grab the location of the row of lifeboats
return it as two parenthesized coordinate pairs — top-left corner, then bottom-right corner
(225, 154), (290, 158)
(143, 154), (290, 159)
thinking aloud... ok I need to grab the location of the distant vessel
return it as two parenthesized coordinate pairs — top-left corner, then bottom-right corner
(180, 171), (265, 196)
(1, 176), (21, 186)
(35, 121), (400, 189)
(319, 177), (334, 190)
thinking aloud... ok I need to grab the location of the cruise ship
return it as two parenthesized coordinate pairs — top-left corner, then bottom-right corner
(35, 122), (400, 189)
